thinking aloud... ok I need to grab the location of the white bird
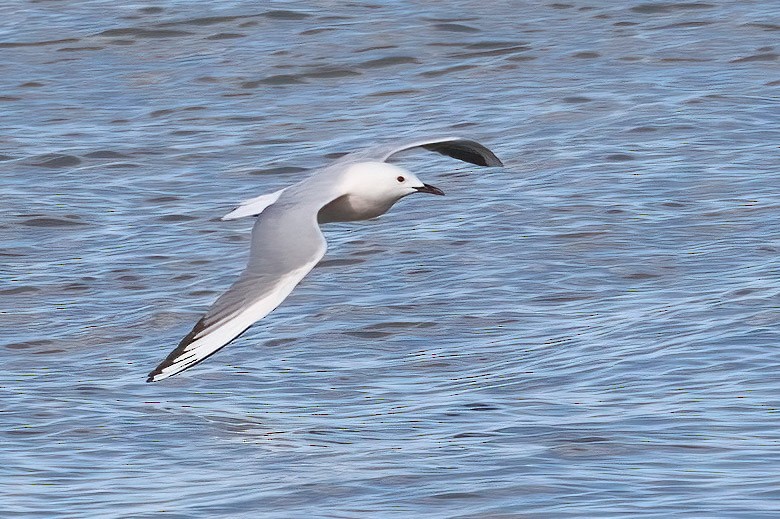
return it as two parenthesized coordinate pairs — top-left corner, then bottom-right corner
(147, 136), (502, 382)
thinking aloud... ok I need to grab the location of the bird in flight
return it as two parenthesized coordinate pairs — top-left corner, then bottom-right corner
(147, 136), (502, 382)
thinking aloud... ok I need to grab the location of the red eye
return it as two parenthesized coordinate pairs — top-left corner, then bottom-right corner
(397, 176), (405, 182)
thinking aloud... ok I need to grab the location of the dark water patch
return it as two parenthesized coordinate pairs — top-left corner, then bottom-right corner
(150, 106), (206, 118)
(606, 153), (634, 161)
(551, 437), (622, 458)
(767, 79), (780, 86)
(562, 96), (592, 103)
(157, 215), (197, 222)
(146, 196), (180, 203)
(506, 54), (537, 62)
(20, 217), (87, 227)
(360, 56), (419, 68)
(356, 45), (398, 53)
(324, 152), (349, 160)
(107, 39), (135, 46)
(20, 81), (44, 88)
(549, 3), (574, 9)
(63, 283), (91, 292)
(83, 150), (130, 159)
(57, 46), (104, 52)
(0, 38), (79, 48)
(573, 51), (600, 58)
(117, 275), (139, 281)
(105, 163), (140, 169)
(367, 89), (420, 97)
(351, 248), (385, 256)
(95, 28), (194, 38)
(32, 348), (65, 355)
(5, 339), (53, 350)
(318, 258), (366, 268)
(744, 23), (780, 31)
(157, 15), (253, 27)
(0, 154), (14, 161)
(730, 53), (778, 63)
(453, 431), (495, 439)
(420, 64), (477, 77)
(424, 16), (480, 22)
(139, 6), (164, 14)
(242, 75), (306, 88)
(623, 272), (662, 280)
(0, 95), (21, 101)
(433, 23), (480, 33)
(466, 40), (529, 49)
(206, 33), (245, 40)
(451, 45), (531, 59)
(431, 492), (483, 500)
(654, 21), (713, 29)
(342, 330), (393, 339)
(265, 337), (297, 347)
(303, 67), (361, 79)
(614, 21), (639, 27)
(249, 166), (306, 175)
(32, 153), (81, 169)
(0, 286), (41, 295)
(188, 290), (217, 297)
(149, 109), (174, 118)
(300, 28), (336, 36)
(533, 292), (595, 303)
(631, 3), (714, 14)
(365, 321), (435, 330)
(0, 249), (27, 257)
(262, 10), (311, 20)
(171, 130), (203, 136)
(464, 402), (500, 411)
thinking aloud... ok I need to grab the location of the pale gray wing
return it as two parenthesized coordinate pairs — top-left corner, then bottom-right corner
(346, 136), (503, 167)
(147, 199), (327, 382)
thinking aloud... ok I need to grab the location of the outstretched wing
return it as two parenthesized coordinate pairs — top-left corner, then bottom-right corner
(347, 136), (503, 167)
(147, 199), (327, 382)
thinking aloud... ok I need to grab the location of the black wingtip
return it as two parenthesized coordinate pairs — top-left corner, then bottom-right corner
(146, 317), (208, 383)
(421, 140), (503, 167)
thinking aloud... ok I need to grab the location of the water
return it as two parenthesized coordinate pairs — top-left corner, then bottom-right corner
(2, 1), (779, 516)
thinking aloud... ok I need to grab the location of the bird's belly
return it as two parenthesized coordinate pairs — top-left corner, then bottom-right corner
(318, 194), (392, 223)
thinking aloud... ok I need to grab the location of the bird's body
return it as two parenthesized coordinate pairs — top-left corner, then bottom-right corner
(147, 136), (502, 382)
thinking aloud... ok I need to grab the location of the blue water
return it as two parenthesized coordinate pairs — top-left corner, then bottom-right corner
(3, 1), (779, 517)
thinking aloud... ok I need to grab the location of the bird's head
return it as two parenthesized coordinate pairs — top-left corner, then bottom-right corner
(344, 162), (444, 203)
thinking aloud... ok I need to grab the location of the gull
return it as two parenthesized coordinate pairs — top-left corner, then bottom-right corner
(147, 136), (502, 382)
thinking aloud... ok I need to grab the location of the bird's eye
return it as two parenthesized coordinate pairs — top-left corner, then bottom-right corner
(397, 176), (405, 182)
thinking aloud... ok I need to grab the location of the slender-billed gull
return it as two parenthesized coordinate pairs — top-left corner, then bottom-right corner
(147, 136), (502, 382)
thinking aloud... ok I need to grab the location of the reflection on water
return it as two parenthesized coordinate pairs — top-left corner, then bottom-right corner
(2, 1), (779, 517)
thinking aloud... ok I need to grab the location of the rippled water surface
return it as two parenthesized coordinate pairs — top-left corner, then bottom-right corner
(3, 1), (780, 517)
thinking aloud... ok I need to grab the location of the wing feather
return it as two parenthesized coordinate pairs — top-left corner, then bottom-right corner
(345, 136), (503, 167)
(222, 187), (286, 220)
(147, 199), (327, 382)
